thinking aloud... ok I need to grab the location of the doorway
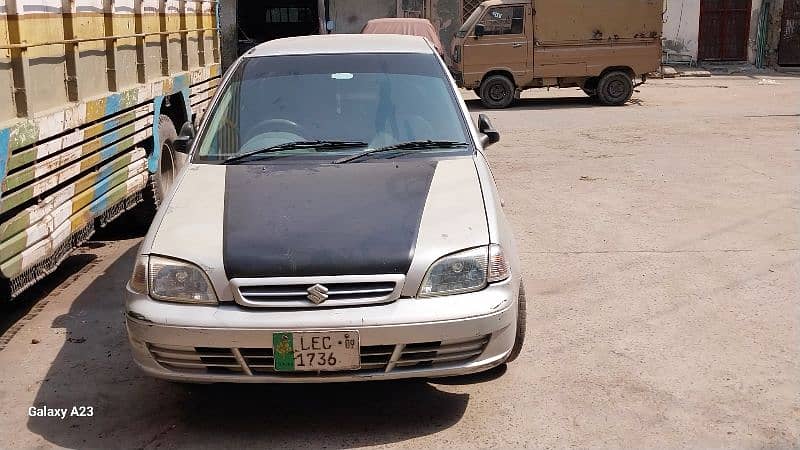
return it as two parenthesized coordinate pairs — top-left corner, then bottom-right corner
(237, 0), (321, 55)
(778, 0), (800, 65)
(698, 0), (752, 61)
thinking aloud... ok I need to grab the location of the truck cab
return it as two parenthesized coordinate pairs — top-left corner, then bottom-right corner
(450, 0), (663, 108)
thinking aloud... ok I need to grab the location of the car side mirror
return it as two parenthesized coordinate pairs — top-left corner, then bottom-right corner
(474, 23), (485, 38)
(174, 122), (196, 154)
(478, 114), (500, 148)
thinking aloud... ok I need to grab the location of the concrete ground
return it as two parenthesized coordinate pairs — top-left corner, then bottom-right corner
(0, 74), (798, 449)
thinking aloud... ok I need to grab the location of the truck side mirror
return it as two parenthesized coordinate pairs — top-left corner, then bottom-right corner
(474, 23), (485, 37)
(478, 114), (500, 148)
(174, 122), (196, 154)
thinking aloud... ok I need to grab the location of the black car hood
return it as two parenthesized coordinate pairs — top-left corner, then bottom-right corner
(222, 162), (437, 278)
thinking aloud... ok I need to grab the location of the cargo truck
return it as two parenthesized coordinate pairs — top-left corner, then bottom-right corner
(0, 0), (220, 299)
(449, 0), (663, 108)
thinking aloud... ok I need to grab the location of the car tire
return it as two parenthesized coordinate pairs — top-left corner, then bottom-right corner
(596, 71), (633, 106)
(505, 282), (527, 363)
(143, 115), (179, 211)
(479, 74), (515, 109)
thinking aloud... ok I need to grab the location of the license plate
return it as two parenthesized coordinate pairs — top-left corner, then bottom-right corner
(272, 331), (360, 372)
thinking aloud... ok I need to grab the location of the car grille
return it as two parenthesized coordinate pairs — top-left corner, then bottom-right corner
(148, 344), (246, 374)
(147, 335), (491, 377)
(230, 275), (405, 308)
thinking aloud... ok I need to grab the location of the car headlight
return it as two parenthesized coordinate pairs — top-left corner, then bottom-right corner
(418, 244), (510, 297)
(142, 255), (218, 304)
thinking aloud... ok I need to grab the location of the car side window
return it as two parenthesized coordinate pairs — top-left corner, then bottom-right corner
(480, 6), (524, 35)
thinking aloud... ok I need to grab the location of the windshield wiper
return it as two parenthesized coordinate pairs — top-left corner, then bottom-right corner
(221, 140), (368, 165)
(333, 140), (469, 164)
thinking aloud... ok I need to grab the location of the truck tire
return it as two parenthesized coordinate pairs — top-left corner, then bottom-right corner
(142, 115), (179, 215)
(596, 71), (633, 106)
(505, 283), (527, 363)
(479, 74), (515, 109)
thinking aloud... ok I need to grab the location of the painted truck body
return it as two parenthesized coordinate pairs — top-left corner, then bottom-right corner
(449, 0), (663, 108)
(0, 0), (220, 299)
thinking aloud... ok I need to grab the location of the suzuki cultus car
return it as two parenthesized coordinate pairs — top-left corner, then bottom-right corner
(126, 34), (526, 383)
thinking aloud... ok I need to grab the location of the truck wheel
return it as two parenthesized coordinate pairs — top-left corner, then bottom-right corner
(505, 283), (527, 363)
(479, 74), (515, 109)
(596, 71), (633, 106)
(143, 115), (179, 214)
(152, 115), (179, 205)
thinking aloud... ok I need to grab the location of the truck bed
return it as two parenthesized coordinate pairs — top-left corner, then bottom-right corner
(0, 0), (220, 298)
(534, 0), (663, 43)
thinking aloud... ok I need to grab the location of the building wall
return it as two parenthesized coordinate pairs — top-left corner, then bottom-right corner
(326, 0), (460, 54)
(329, 0), (397, 34)
(663, 0), (783, 65)
(218, 0), (238, 71)
(765, 0), (786, 66)
(748, 0), (765, 62)
(430, 0), (461, 52)
(663, 0), (701, 59)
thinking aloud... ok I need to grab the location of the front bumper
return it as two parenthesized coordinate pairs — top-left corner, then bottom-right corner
(126, 279), (519, 383)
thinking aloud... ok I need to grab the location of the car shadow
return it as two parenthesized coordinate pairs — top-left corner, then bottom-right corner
(26, 238), (471, 449)
(0, 253), (96, 341)
(465, 96), (601, 111)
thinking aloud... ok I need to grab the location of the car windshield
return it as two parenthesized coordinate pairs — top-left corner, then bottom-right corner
(457, 5), (485, 37)
(194, 52), (471, 164)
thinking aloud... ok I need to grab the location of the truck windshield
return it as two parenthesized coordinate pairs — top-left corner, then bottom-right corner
(194, 53), (471, 164)
(457, 5), (486, 38)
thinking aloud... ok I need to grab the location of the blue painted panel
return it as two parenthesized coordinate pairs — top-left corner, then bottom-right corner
(0, 128), (10, 201)
(104, 94), (122, 128)
(149, 96), (164, 173)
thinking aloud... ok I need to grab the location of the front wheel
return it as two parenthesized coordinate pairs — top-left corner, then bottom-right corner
(479, 74), (516, 109)
(596, 71), (633, 106)
(505, 283), (527, 363)
(140, 115), (179, 221)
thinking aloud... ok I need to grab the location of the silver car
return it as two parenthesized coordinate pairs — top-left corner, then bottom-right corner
(126, 34), (526, 383)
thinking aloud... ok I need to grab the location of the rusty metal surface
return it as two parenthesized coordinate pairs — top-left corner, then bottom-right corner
(778, 0), (800, 65)
(533, 0), (662, 43)
(698, 0), (752, 61)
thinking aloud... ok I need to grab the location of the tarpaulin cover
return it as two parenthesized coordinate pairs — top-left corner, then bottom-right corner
(362, 18), (444, 56)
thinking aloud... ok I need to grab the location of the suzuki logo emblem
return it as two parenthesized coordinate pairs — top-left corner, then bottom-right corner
(306, 284), (329, 304)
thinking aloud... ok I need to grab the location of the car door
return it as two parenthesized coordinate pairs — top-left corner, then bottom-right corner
(462, 4), (530, 86)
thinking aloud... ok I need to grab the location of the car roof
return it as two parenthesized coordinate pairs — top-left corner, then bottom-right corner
(366, 18), (432, 24)
(246, 34), (435, 58)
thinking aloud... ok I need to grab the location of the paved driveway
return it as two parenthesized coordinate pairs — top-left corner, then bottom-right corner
(0, 74), (797, 449)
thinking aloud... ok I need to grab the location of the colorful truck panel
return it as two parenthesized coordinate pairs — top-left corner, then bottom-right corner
(0, 0), (221, 298)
